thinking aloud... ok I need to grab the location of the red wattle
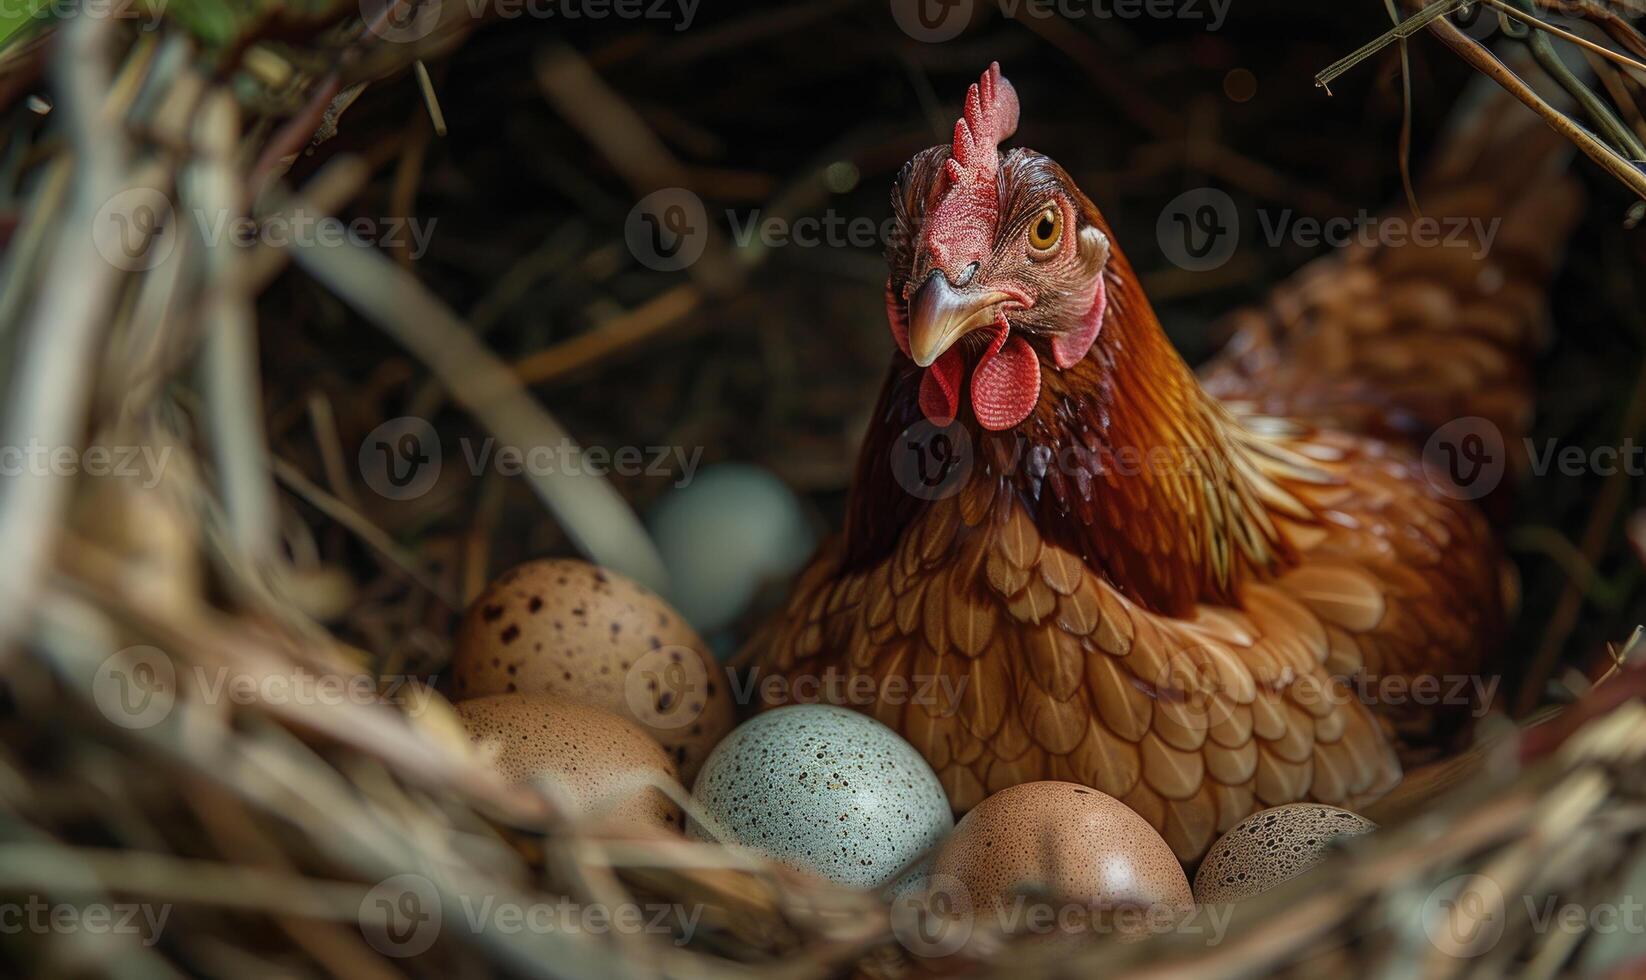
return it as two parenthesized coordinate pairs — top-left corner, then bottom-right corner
(1051, 275), (1106, 369)
(971, 323), (1041, 430)
(919, 348), (964, 425)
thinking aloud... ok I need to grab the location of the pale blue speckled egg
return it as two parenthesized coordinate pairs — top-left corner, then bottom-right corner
(687, 704), (953, 888)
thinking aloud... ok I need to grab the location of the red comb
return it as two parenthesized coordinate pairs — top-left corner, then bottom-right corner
(946, 62), (1019, 189)
(918, 63), (1020, 275)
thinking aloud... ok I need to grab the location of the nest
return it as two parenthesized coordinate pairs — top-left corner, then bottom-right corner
(2, 3), (1646, 978)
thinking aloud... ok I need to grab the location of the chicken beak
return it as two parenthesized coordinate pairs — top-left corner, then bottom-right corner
(908, 272), (1012, 367)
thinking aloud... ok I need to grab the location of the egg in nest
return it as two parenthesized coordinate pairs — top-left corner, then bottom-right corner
(451, 559), (735, 782)
(687, 705), (952, 889)
(920, 781), (1191, 950)
(1193, 804), (1376, 903)
(456, 693), (682, 832)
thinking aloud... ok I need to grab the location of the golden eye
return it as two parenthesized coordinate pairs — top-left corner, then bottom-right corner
(1029, 206), (1061, 252)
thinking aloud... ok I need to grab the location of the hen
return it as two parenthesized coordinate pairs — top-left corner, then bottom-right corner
(759, 64), (1581, 861)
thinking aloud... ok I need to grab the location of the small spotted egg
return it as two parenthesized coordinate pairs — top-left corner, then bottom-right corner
(929, 781), (1190, 947)
(687, 705), (952, 889)
(450, 559), (734, 783)
(648, 464), (813, 637)
(1193, 804), (1377, 904)
(456, 694), (683, 833)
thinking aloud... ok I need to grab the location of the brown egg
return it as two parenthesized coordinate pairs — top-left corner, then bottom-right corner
(451, 559), (734, 782)
(926, 782), (1191, 949)
(456, 694), (683, 832)
(1193, 804), (1376, 904)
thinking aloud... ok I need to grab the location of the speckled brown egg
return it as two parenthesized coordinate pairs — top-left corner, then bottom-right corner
(929, 782), (1191, 945)
(451, 559), (734, 783)
(456, 694), (682, 832)
(1193, 804), (1376, 904)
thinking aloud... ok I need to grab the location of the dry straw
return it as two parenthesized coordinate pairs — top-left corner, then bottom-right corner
(0, 3), (1644, 978)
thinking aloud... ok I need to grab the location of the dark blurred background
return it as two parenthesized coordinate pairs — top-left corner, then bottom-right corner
(261, 0), (1646, 708)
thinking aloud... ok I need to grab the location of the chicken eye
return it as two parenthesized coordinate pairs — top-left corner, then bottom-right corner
(1029, 207), (1061, 253)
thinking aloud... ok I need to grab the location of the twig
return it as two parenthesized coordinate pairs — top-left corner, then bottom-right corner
(1484, 0), (1646, 75)
(1386, 0), (1423, 214)
(1494, 0), (1646, 159)
(1424, 12), (1646, 199)
(514, 284), (703, 385)
(1316, 0), (1469, 93)
(413, 59), (447, 137)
